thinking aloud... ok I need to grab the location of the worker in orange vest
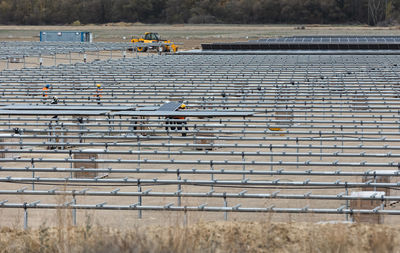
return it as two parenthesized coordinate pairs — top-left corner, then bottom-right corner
(95, 84), (102, 97)
(42, 84), (50, 97)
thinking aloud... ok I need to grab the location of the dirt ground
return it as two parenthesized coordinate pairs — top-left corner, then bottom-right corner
(2, 24), (400, 50)
(1, 119), (399, 228)
(1, 24), (400, 229)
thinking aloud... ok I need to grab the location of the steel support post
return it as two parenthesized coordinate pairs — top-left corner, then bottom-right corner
(23, 203), (28, 230)
(138, 180), (142, 219)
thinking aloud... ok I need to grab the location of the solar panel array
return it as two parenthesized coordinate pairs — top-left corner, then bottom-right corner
(257, 36), (400, 43)
(0, 51), (400, 227)
(0, 41), (133, 60)
(202, 36), (400, 50)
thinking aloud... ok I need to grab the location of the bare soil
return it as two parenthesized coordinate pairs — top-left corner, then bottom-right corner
(1, 24), (400, 230)
(2, 24), (400, 50)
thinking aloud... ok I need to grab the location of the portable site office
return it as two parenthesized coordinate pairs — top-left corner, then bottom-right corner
(40, 31), (93, 42)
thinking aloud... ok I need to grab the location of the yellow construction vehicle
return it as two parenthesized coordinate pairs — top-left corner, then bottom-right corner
(131, 32), (178, 53)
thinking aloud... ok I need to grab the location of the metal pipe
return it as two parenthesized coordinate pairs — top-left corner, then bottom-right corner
(6, 121), (400, 131)
(3, 133), (400, 144)
(1, 202), (400, 215)
(0, 166), (398, 177)
(0, 189), (397, 201)
(3, 141), (400, 152)
(4, 149), (400, 159)
(2, 157), (400, 168)
(0, 176), (399, 188)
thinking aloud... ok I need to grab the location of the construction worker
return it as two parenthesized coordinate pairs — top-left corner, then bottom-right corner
(42, 84), (50, 97)
(95, 84), (102, 97)
(165, 104), (188, 136)
(95, 84), (102, 104)
(51, 96), (58, 104)
(179, 103), (186, 110)
(175, 104), (189, 136)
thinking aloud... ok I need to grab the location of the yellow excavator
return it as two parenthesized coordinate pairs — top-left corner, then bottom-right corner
(131, 32), (178, 53)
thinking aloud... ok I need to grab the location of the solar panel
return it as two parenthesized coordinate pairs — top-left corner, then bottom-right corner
(202, 36), (400, 51)
(136, 106), (160, 111)
(110, 111), (254, 117)
(0, 110), (110, 116)
(0, 104), (135, 111)
(157, 102), (182, 111)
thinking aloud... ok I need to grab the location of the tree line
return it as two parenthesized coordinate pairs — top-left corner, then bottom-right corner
(0, 0), (399, 25)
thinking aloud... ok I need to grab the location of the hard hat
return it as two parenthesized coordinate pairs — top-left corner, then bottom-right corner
(96, 84), (102, 88)
(45, 84), (50, 88)
(53, 96), (58, 99)
(180, 104), (186, 109)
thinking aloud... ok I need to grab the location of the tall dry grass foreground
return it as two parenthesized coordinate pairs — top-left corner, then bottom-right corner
(0, 221), (398, 253)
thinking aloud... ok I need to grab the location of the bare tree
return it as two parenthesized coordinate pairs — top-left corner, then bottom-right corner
(368, 0), (386, 25)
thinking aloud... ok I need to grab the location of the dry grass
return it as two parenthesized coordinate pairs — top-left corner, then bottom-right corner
(0, 220), (399, 253)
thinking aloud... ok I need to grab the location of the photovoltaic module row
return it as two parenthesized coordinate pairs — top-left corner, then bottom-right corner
(256, 36), (400, 43)
(202, 36), (400, 51)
